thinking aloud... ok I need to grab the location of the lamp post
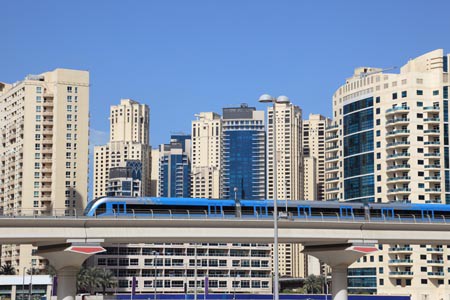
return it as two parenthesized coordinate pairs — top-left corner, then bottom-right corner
(258, 94), (283, 300)
(194, 243), (198, 300)
(152, 251), (159, 300)
(22, 267), (26, 300)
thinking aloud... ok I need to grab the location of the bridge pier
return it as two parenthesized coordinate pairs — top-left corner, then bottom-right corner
(37, 242), (105, 300)
(303, 243), (378, 300)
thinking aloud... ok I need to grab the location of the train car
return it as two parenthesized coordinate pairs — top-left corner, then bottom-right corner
(84, 196), (367, 220)
(368, 202), (450, 222)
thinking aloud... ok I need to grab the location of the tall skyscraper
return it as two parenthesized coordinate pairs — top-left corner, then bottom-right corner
(264, 96), (304, 278)
(222, 104), (265, 200)
(94, 99), (151, 199)
(158, 134), (191, 198)
(0, 69), (90, 273)
(266, 97), (303, 201)
(303, 114), (331, 200)
(325, 49), (450, 299)
(191, 112), (222, 199)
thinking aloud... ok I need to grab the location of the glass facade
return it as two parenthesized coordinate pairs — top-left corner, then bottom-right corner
(222, 105), (265, 200)
(159, 135), (191, 198)
(348, 267), (377, 294)
(343, 98), (375, 202)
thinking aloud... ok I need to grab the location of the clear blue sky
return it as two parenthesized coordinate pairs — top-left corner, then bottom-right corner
(2, 0), (450, 147)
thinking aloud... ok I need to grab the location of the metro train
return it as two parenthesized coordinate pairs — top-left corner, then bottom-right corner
(84, 196), (450, 222)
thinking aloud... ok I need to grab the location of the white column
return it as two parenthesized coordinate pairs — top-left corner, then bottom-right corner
(331, 265), (348, 300)
(56, 266), (81, 300)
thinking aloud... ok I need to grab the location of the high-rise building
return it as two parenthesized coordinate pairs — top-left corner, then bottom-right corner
(158, 134), (191, 198)
(266, 97), (303, 201)
(325, 49), (450, 299)
(303, 114), (331, 201)
(303, 156), (317, 201)
(191, 112), (222, 199)
(264, 97), (304, 278)
(222, 104), (265, 200)
(94, 99), (151, 199)
(0, 69), (90, 273)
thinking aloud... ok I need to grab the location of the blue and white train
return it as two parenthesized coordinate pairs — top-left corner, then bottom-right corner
(84, 196), (450, 222)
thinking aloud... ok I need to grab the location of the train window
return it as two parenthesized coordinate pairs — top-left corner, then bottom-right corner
(340, 207), (353, 218)
(96, 203), (106, 215)
(381, 208), (394, 219)
(208, 205), (223, 216)
(111, 203), (125, 214)
(297, 206), (311, 217)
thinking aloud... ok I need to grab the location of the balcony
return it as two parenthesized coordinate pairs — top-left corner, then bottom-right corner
(427, 272), (445, 278)
(325, 124), (339, 131)
(388, 247), (413, 252)
(427, 260), (444, 265)
(325, 156), (339, 162)
(387, 188), (411, 194)
(425, 176), (441, 181)
(43, 92), (54, 98)
(386, 129), (410, 136)
(386, 153), (410, 160)
(387, 164), (410, 170)
(424, 106), (440, 111)
(386, 118), (409, 125)
(424, 141), (440, 146)
(424, 153), (440, 157)
(425, 188), (442, 193)
(326, 177), (339, 182)
(386, 106), (410, 114)
(325, 166), (339, 172)
(326, 187), (340, 192)
(424, 118), (440, 123)
(386, 141), (410, 148)
(425, 165), (441, 169)
(424, 129), (440, 135)
(326, 146), (339, 151)
(388, 259), (413, 265)
(425, 199), (442, 204)
(427, 248), (444, 253)
(387, 176), (411, 182)
(325, 135), (339, 141)
(389, 271), (414, 277)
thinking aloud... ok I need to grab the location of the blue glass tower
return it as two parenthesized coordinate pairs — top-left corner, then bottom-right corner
(158, 134), (191, 197)
(222, 104), (265, 200)
(343, 97), (375, 203)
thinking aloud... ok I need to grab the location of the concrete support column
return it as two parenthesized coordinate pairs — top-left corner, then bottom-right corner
(331, 265), (348, 300)
(37, 242), (105, 300)
(56, 266), (81, 300)
(302, 243), (378, 300)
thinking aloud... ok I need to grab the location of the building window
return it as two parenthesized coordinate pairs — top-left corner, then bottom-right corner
(67, 86), (72, 93)
(392, 93), (398, 100)
(417, 90), (423, 95)
(36, 87), (42, 94)
(401, 91), (407, 98)
(67, 96), (72, 102)
(433, 90), (439, 96)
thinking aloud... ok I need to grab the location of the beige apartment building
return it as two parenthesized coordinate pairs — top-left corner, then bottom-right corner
(191, 112), (222, 199)
(87, 242), (272, 294)
(0, 69), (89, 273)
(325, 49), (450, 299)
(264, 97), (305, 278)
(303, 114), (331, 201)
(94, 99), (151, 198)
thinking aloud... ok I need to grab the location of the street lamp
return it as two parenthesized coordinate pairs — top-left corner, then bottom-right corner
(152, 251), (159, 300)
(258, 93), (284, 300)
